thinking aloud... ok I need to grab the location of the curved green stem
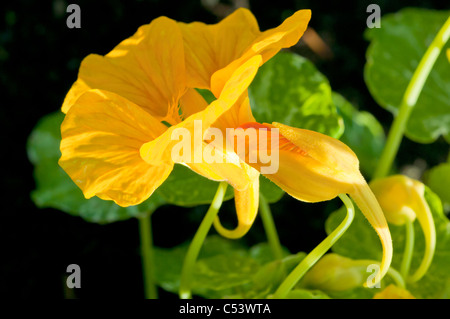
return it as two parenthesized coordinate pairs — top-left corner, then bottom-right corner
(259, 193), (284, 261)
(179, 182), (228, 299)
(351, 260), (406, 289)
(373, 16), (450, 179)
(400, 218), (415, 280)
(272, 194), (355, 299)
(138, 213), (158, 299)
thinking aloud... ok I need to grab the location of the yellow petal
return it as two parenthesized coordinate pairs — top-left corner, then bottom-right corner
(140, 55), (262, 167)
(349, 182), (393, 287)
(233, 121), (393, 286)
(242, 122), (360, 202)
(185, 141), (254, 192)
(211, 9), (311, 96)
(59, 89), (173, 207)
(179, 88), (209, 120)
(214, 164), (260, 239)
(179, 8), (310, 96)
(212, 95), (256, 134)
(62, 16), (186, 125)
(179, 8), (260, 89)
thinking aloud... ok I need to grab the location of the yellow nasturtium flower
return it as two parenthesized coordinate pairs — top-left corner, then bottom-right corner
(59, 9), (392, 285)
(373, 284), (415, 299)
(370, 175), (436, 282)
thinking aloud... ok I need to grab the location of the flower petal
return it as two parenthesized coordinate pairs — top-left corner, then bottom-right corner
(214, 164), (260, 239)
(179, 8), (260, 89)
(210, 9), (311, 96)
(233, 121), (393, 286)
(370, 175), (436, 282)
(179, 8), (311, 97)
(140, 55), (262, 167)
(59, 89), (173, 207)
(62, 16), (186, 125)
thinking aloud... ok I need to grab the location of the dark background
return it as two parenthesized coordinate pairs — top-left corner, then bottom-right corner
(1, 0), (448, 298)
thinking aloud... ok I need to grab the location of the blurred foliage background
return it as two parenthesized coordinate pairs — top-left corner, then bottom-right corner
(1, 0), (448, 298)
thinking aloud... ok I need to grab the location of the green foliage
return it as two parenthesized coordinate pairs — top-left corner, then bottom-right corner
(153, 235), (316, 299)
(333, 92), (385, 177)
(325, 186), (450, 298)
(364, 8), (450, 143)
(424, 161), (450, 212)
(249, 51), (344, 139)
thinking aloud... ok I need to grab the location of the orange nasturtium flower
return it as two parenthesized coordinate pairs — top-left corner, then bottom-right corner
(59, 9), (392, 285)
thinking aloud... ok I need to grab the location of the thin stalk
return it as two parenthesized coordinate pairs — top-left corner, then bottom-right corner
(179, 182), (228, 299)
(400, 218), (415, 280)
(138, 213), (158, 299)
(373, 16), (450, 179)
(259, 193), (284, 260)
(272, 194), (355, 299)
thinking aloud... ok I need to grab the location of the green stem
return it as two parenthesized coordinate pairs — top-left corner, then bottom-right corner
(350, 260), (406, 289)
(400, 218), (415, 280)
(138, 213), (158, 299)
(259, 193), (284, 261)
(179, 182), (228, 299)
(272, 194), (355, 298)
(373, 16), (450, 179)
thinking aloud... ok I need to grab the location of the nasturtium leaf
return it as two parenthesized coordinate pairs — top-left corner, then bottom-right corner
(156, 164), (234, 207)
(285, 289), (330, 299)
(153, 235), (249, 297)
(364, 8), (450, 143)
(424, 162), (450, 212)
(326, 186), (450, 298)
(249, 51), (344, 139)
(193, 252), (260, 291)
(259, 176), (284, 204)
(333, 93), (385, 178)
(153, 235), (312, 299)
(27, 111), (165, 223)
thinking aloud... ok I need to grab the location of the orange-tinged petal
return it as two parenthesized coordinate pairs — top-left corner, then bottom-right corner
(211, 9), (311, 96)
(62, 16), (186, 125)
(59, 89), (173, 207)
(238, 122), (359, 201)
(139, 55), (262, 167)
(233, 121), (392, 286)
(214, 164), (260, 239)
(179, 8), (260, 89)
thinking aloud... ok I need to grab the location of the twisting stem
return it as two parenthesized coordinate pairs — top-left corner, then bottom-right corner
(400, 218), (415, 280)
(272, 194), (355, 298)
(138, 212), (158, 299)
(259, 193), (284, 260)
(179, 182), (228, 299)
(373, 16), (450, 179)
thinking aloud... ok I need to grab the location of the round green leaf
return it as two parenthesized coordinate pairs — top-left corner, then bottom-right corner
(424, 162), (450, 211)
(333, 92), (385, 178)
(364, 8), (450, 143)
(249, 51), (344, 139)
